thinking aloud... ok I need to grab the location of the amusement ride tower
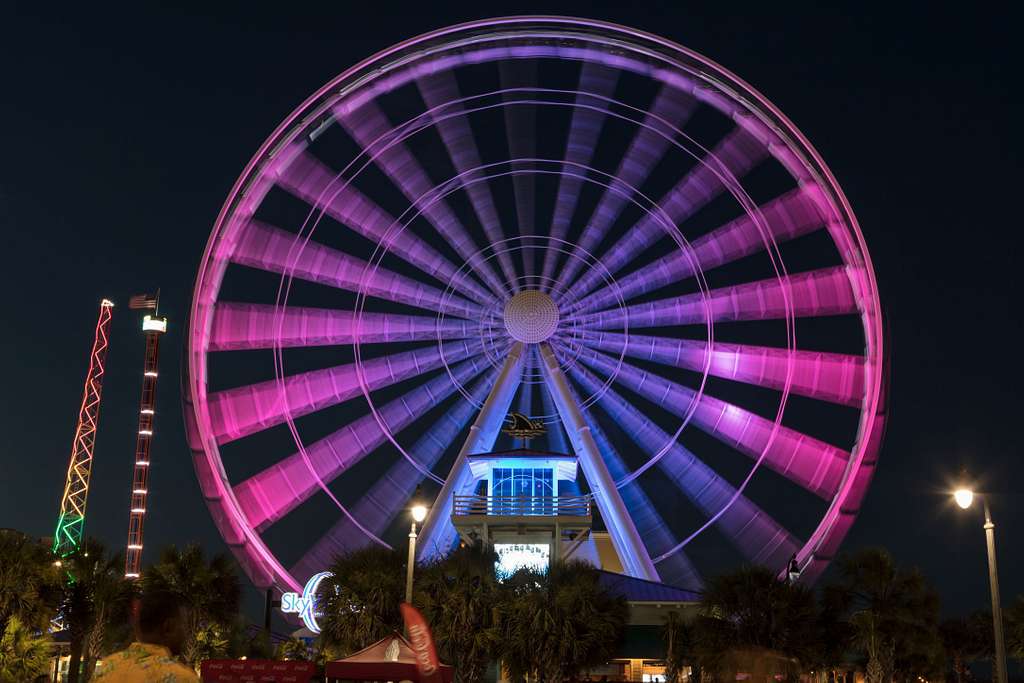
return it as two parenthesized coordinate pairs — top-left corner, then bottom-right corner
(124, 293), (167, 578)
(54, 299), (115, 557)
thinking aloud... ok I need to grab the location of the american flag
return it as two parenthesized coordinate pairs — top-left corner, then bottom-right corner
(128, 293), (158, 310)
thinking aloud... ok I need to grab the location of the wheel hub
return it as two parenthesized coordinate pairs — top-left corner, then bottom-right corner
(503, 290), (560, 343)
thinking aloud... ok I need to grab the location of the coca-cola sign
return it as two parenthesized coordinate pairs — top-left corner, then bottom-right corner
(399, 602), (442, 683)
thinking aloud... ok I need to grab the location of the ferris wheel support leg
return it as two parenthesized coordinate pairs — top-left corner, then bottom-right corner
(538, 343), (660, 582)
(417, 342), (526, 560)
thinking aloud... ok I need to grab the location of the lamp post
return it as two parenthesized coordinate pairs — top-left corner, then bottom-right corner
(953, 487), (1008, 683)
(406, 487), (428, 604)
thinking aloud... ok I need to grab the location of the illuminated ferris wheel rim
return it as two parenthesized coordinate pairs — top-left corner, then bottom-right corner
(185, 16), (885, 594)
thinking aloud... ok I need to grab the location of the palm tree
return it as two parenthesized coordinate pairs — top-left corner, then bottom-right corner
(276, 637), (312, 661)
(60, 540), (135, 679)
(940, 616), (990, 683)
(813, 585), (854, 680)
(496, 560), (628, 682)
(417, 543), (504, 683)
(60, 539), (134, 683)
(0, 529), (62, 633)
(663, 610), (696, 683)
(1007, 596), (1024, 663)
(827, 548), (942, 683)
(695, 565), (818, 681)
(143, 544), (241, 669)
(0, 616), (52, 682)
(186, 622), (230, 667)
(318, 545), (405, 654)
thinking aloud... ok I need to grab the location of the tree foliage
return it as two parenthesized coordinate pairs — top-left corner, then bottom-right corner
(60, 540), (135, 683)
(663, 610), (697, 683)
(495, 560), (627, 682)
(276, 637), (312, 662)
(0, 530), (62, 633)
(1007, 596), (1024, 663)
(417, 544), (503, 683)
(143, 544), (241, 669)
(940, 614), (992, 683)
(0, 615), (52, 683)
(693, 565), (818, 680)
(826, 548), (943, 683)
(318, 545), (405, 654)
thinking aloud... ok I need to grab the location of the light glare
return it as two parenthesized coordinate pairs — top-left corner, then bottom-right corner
(411, 504), (428, 523)
(954, 489), (974, 509)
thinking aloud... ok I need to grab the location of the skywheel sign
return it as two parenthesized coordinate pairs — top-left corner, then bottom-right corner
(280, 571), (332, 633)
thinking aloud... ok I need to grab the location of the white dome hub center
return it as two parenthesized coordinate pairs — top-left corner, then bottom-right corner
(503, 290), (560, 343)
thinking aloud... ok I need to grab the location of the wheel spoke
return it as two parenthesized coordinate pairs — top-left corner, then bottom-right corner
(233, 352), (497, 532)
(555, 342), (799, 569)
(232, 220), (483, 319)
(565, 187), (824, 316)
(575, 331), (865, 407)
(208, 339), (484, 444)
(566, 343), (849, 499)
(540, 61), (619, 291)
(275, 147), (496, 305)
(554, 85), (698, 295)
(557, 126), (770, 309)
(569, 266), (859, 331)
(209, 303), (480, 351)
(416, 71), (520, 288)
(290, 370), (498, 580)
(333, 101), (509, 298)
(567, 380), (703, 588)
(499, 61), (538, 286)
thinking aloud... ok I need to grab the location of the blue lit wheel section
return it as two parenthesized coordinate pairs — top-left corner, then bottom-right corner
(184, 17), (886, 595)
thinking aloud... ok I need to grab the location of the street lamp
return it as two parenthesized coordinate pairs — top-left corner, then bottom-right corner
(952, 485), (1008, 683)
(406, 486), (428, 604)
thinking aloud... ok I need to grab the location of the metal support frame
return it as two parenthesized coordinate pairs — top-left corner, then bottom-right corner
(54, 299), (114, 557)
(124, 315), (167, 577)
(538, 342), (659, 581)
(562, 528), (592, 561)
(417, 342), (526, 559)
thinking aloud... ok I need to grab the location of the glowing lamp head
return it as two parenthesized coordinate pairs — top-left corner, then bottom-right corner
(410, 484), (428, 523)
(954, 488), (974, 509)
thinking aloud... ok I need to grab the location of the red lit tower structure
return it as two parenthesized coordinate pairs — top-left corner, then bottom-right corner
(54, 299), (115, 557)
(124, 293), (167, 578)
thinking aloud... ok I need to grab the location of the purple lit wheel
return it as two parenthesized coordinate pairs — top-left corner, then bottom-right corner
(184, 17), (886, 594)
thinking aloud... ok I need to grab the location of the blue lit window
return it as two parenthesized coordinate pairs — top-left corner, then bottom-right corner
(491, 467), (554, 514)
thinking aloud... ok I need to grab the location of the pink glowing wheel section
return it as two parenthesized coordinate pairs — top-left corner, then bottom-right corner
(184, 17), (886, 594)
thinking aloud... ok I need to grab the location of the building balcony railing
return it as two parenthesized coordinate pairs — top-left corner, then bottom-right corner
(452, 494), (592, 517)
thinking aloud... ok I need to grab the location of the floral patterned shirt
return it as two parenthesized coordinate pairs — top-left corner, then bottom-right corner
(94, 642), (199, 682)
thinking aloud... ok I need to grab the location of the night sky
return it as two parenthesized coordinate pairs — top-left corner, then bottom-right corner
(1, 0), (1020, 623)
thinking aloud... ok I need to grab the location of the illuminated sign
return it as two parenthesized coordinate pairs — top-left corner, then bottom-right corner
(280, 571), (332, 633)
(495, 543), (550, 577)
(142, 315), (168, 333)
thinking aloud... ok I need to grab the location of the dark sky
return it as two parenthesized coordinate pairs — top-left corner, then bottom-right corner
(1, 0), (1020, 621)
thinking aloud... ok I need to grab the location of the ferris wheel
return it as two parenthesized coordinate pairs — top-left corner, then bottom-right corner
(184, 17), (887, 595)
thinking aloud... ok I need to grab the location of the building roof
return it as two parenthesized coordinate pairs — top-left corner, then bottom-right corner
(467, 448), (575, 460)
(596, 570), (701, 603)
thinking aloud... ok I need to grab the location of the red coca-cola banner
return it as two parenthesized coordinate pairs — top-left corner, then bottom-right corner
(399, 602), (442, 683)
(200, 659), (316, 682)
